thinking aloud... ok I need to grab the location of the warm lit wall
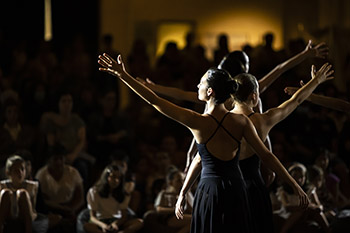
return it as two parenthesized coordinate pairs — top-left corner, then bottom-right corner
(100, 0), (284, 60)
(100, 0), (350, 95)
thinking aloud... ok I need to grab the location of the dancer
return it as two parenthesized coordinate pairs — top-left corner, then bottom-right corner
(176, 62), (333, 232)
(229, 63), (333, 232)
(138, 40), (328, 186)
(98, 53), (309, 233)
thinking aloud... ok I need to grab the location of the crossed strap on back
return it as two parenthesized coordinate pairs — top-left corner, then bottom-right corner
(247, 112), (255, 118)
(205, 112), (241, 145)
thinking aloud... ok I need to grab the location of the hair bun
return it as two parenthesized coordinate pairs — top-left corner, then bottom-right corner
(227, 80), (239, 94)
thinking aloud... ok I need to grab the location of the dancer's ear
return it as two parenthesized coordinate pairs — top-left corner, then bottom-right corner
(207, 87), (213, 97)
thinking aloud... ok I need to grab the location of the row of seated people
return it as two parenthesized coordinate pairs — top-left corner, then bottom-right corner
(1, 143), (350, 233)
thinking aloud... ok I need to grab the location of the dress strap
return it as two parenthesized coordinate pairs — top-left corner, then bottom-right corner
(206, 112), (241, 144)
(247, 112), (255, 118)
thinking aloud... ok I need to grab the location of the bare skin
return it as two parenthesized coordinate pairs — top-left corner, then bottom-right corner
(97, 53), (309, 223)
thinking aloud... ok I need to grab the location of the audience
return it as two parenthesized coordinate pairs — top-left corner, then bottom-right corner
(0, 32), (349, 233)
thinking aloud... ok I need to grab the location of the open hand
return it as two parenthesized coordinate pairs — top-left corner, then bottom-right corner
(304, 40), (329, 59)
(98, 53), (125, 77)
(311, 63), (334, 84)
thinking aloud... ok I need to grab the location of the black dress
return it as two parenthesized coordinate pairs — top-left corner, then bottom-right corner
(191, 113), (252, 233)
(239, 113), (274, 233)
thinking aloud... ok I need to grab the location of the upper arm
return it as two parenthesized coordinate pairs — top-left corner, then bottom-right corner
(242, 117), (271, 160)
(262, 97), (299, 128)
(258, 65), (283, 94)
(151, 96), (203, 129)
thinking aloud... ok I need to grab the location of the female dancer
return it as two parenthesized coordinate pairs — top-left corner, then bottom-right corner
(138, 40), (328, 185)
(178, 63), (333, 232)
(175, 62), (333, 232)
(98, 53), (308, 233)
(231, 63), (333, 232)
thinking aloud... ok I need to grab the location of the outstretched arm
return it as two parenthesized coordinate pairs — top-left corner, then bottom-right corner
(175, 153), (202, 219)
(263, 63), (334, 128)
(242, 117), (309, 208)
(98, 53), (202, 130)
(258, 40), (328, 94)
(285, 86), (350, 113)
(137, 78), (201, 103)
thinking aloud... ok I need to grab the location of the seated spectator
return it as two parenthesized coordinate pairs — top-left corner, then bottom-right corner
(143, 166), (192, 233)
(35, 144), (84, 233)
(16, 149), (62, 231)
(276, 162), (331, 233)
(313, 151), (339, 217)
(76, 150), (137, 233)
(0, 155), (44, 233)
(84, 164), (143, 233)
(40, 89), (94, 191)
(87, 89), (132, 169)
(0, 97), (37, 165)
(330, 158), (350, 208)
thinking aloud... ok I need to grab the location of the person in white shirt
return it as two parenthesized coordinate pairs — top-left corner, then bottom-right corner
(35, 144), (84, 219)
(84, 164), (143, 233)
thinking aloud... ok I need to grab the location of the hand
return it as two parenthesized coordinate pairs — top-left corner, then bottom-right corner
(124, 181), (135, 194)
(175, 193), (186, 219)
(136, 77), (155, 89)
(311, 63), (334, 84)
(110, 221), (119, 232)
(98, 53), (125, 77)
(101, 223), (110, 233)
(284, 86), (298, 96)
(304, 40), (328, 59)
(293, 185), (310, 209)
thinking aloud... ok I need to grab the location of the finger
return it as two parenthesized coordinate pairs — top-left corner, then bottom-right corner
(314, 42), (326, 49)
(99, 67), (109, 72)
(323, 64), (332, 73)
(307, 40), (312, 48)
(311, 65), (316, 76)
(98, 59), (109, 68)
(146, 78), (154, 84)
(326, 69), (334, 77)
(318, 47), (329, 52)
(103, 53), (118, 64)
(136, 77), (146, 84)
(326, 76), (334, 81)
(117, 54), (122, 64)
(320, 62), (330, 72)
(98, 56), (111, 67)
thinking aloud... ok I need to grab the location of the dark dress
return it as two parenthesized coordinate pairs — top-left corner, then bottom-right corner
(239, 113), (274, 233)
(191, 113), (252, 233)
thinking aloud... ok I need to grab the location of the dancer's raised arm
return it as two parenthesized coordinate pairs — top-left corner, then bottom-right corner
(137, 77), (201, 103)
(258, 40), (328, 93)
(262, 63), (334, 128)
(98, 53), (203, 131)
(285, 86), (350, 113)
